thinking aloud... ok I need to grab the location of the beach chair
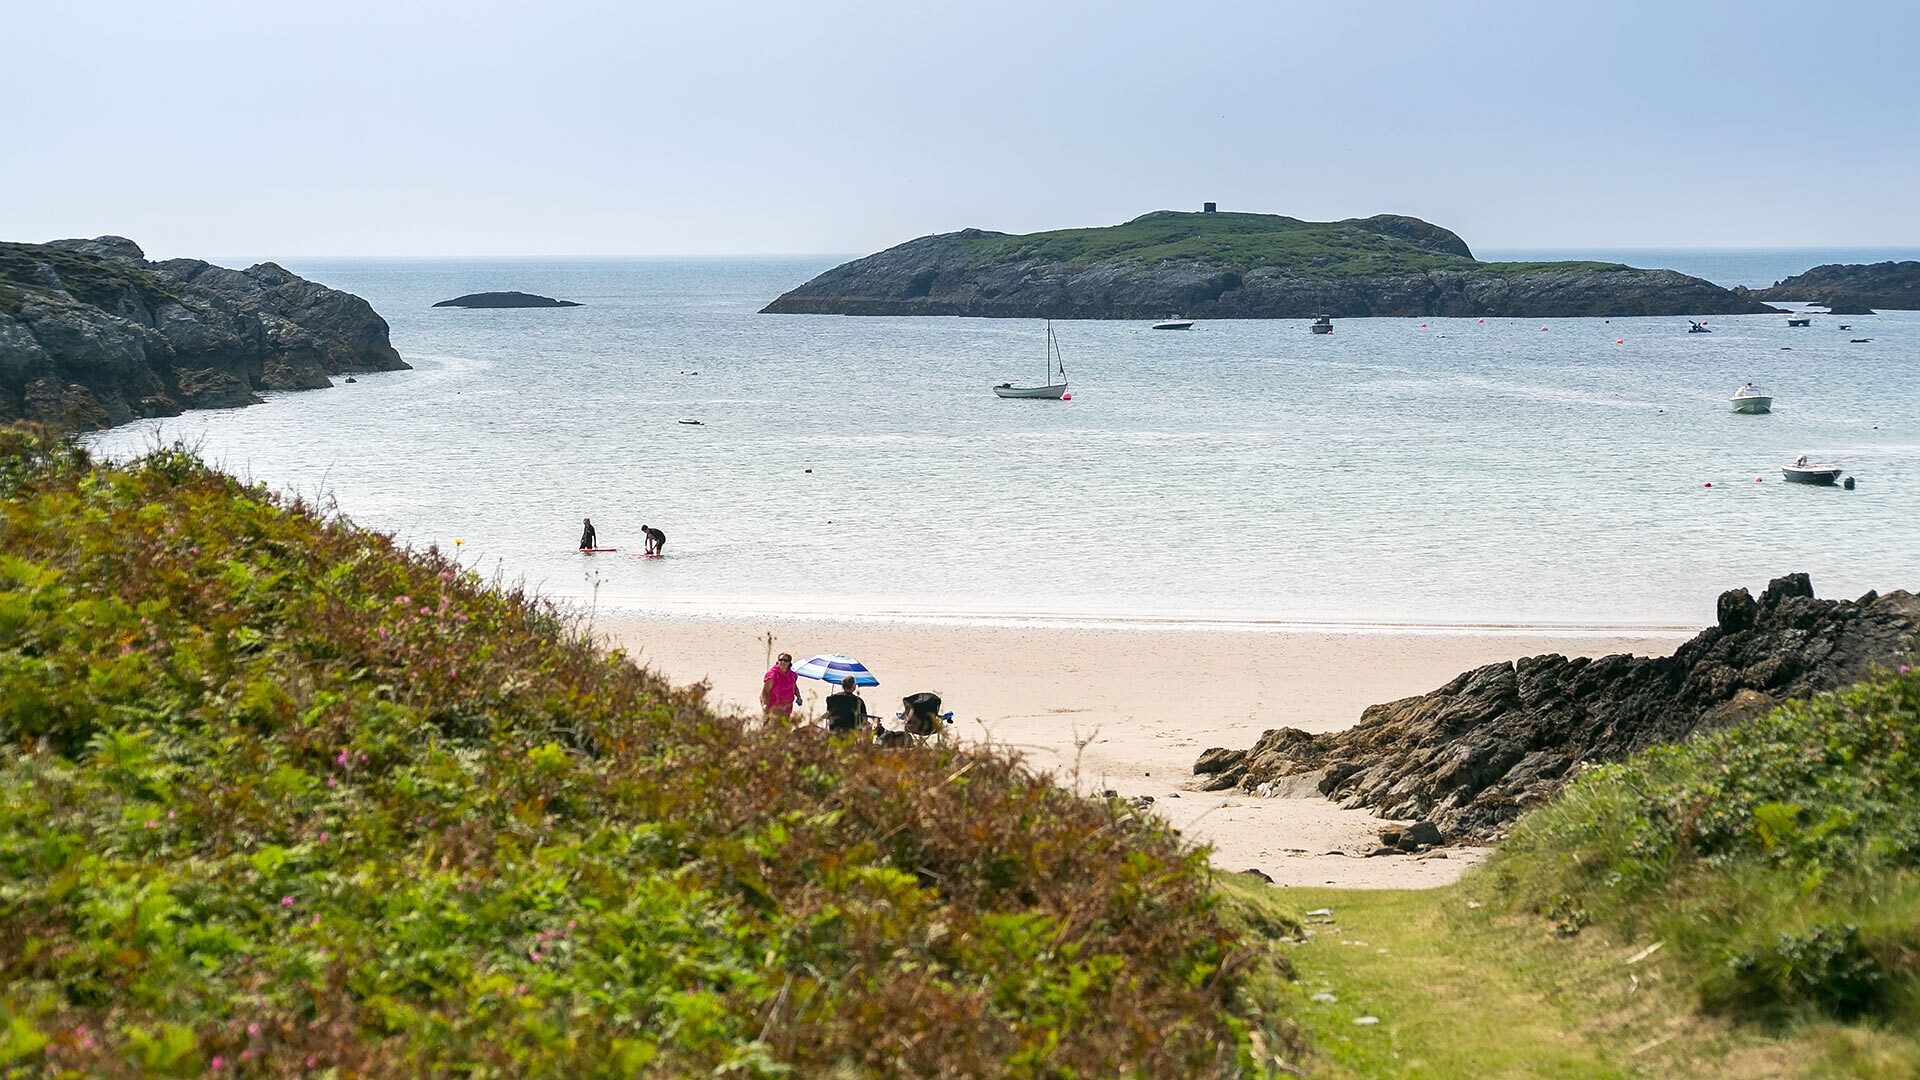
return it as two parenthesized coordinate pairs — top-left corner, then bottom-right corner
(886, 692), (953, 747)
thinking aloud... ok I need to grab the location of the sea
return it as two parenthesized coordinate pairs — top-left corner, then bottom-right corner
(85, 247), (1920, 632)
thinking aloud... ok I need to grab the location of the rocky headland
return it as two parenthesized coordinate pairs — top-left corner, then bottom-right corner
(1744, 260), (1920, 312)
(1193, 574), (1920, 843)
(762, 210), (1783, 319)
(0, 236), (406, 429)
(433, 291), (581, 308)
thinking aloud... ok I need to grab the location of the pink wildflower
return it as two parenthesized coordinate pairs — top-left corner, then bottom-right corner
(335, 749), (350, 766)
(1901, 664), (1913, 675)
(420, 605), (431, 615)
(307, 1057), (317, 1069)
(241, 1048), (255, 1061)
(120, 643), (133, 655)
(211, 1056), (225, 1069)
(318, 831), (328, 842)
(396, 594), (411, 605)
(168, 809), (175, 819)
(247, 1023), (259, 1037)
(326, 776), (336, 788)
(281, 895), (295, 907)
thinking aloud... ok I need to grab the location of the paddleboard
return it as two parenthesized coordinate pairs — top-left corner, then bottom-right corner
(636, 552), (663, 559)
(578, 547), (619, 553)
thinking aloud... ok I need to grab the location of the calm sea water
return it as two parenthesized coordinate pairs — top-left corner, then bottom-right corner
(87, 249), (1920, 630)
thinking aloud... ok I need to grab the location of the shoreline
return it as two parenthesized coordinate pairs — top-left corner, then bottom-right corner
(597, 614), (1683, 889)
(595, 601), (1704, 638)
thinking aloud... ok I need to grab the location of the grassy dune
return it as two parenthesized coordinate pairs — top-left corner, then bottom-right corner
(0, 425), (1294, 1077)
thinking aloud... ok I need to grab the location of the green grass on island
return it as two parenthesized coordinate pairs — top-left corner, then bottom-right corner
(0, 425), (1299, 1077)
(4, 419), (1917, 1077)
(953, 211), (1630, 279)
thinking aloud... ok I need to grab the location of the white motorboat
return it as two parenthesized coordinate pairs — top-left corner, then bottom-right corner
(1782, 456), (1843, 485)
(1786, 314), (1812, 327)
(992, 321), (1069, 399)
(1152, 317), (1194, 330)
(1731, 382), (1773, 414)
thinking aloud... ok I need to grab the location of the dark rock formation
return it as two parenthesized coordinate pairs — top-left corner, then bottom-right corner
(1748, 261), (1920, 311)
(433, 291), (580, 308)
(0, 236), (407, 430)
(1197, 575), (1920, 842)
(763, 210), (1781, 319)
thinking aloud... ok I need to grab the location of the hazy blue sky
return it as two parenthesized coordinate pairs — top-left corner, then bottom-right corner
(6, 0), (1916, 257)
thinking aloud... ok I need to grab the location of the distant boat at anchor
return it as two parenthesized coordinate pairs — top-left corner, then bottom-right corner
(992, 320), (1069, 399)
(1310, 315), (1333, 334)
(1151, 317), (1195, 330)
(1688, 320), (1711, 333)
(1731, 382), (1773, 414)
(1787, 314), (1813, 327)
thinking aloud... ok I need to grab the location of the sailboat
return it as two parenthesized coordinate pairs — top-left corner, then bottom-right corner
(992, 320), (1069, 399)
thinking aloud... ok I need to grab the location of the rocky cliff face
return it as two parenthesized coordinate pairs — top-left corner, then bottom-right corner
(0, 236), (407, 430)
(1747, 261), (1920, 311)
(1192, 575), (1920, 842)
(762, 212), (1781, 319)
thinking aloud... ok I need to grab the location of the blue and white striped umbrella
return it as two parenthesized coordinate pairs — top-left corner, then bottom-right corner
(792, 653), (879, 687)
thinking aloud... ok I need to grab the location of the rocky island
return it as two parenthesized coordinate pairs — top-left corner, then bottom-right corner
(433, 291), (580, 308)
(1745, 259), (1920, 312)
(0, 236), (407, 429)
(762, 209), (1783, 319)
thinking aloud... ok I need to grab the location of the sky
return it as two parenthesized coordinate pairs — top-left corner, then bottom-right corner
(5, 0), (1917, 258)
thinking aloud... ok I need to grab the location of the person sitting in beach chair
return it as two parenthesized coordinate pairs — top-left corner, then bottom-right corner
(824, 675), (868, 735)
(899, 692), (954, 738)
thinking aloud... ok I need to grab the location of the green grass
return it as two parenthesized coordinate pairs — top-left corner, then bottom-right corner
(948, 212), (1649, 279)
(1485, 669), (1920, 1022)
(0, 424), (1287, 1077)
(0, 242), (181, 312)
(1227, 881), (1920, 1079)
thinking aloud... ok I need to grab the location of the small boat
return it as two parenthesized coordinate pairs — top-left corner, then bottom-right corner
(1838, 324), (1852, 331)
(1310, 315), (1333, 335)
(1151, 317), (1194, 330)
(992, 320), (1069, 399)
(1786, 315), (1812, 327)
(1731, 382), (1773, 414)
(1782, 456), (1843, 485)
(1688, 320), (1711, 333)
(677, 418), (704, 426)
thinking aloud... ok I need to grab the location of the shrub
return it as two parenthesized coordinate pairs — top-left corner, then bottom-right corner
(1485, 666), (1920, 1022)
(0, 428), (1289, 1076)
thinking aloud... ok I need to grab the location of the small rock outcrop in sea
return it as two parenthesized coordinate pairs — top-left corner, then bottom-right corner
(1745, 260), (1920, 311)
(1192, 575), (1920, 842)
(432, 291), (581, 308)
(0, 236), (407, 429)
(761, 209), (1783, 319)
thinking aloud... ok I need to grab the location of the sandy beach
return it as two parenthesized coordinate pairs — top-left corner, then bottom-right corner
(598, 614), (1683, 889)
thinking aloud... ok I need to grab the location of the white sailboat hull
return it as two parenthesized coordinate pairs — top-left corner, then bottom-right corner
(992, 383), (1067, 399)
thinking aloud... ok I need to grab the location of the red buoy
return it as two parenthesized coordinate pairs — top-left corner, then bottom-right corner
(1062, 392), (1072, 400)
(1616, 339), (1625, 344)
(1704, 482), (1713, 488)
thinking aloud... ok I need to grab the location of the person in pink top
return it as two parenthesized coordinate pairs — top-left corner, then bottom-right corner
(761, 653), (801, 721)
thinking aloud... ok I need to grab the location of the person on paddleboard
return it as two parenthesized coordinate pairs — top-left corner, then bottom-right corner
(642, 524), (666, 557)
(579, 517), (597, 551)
